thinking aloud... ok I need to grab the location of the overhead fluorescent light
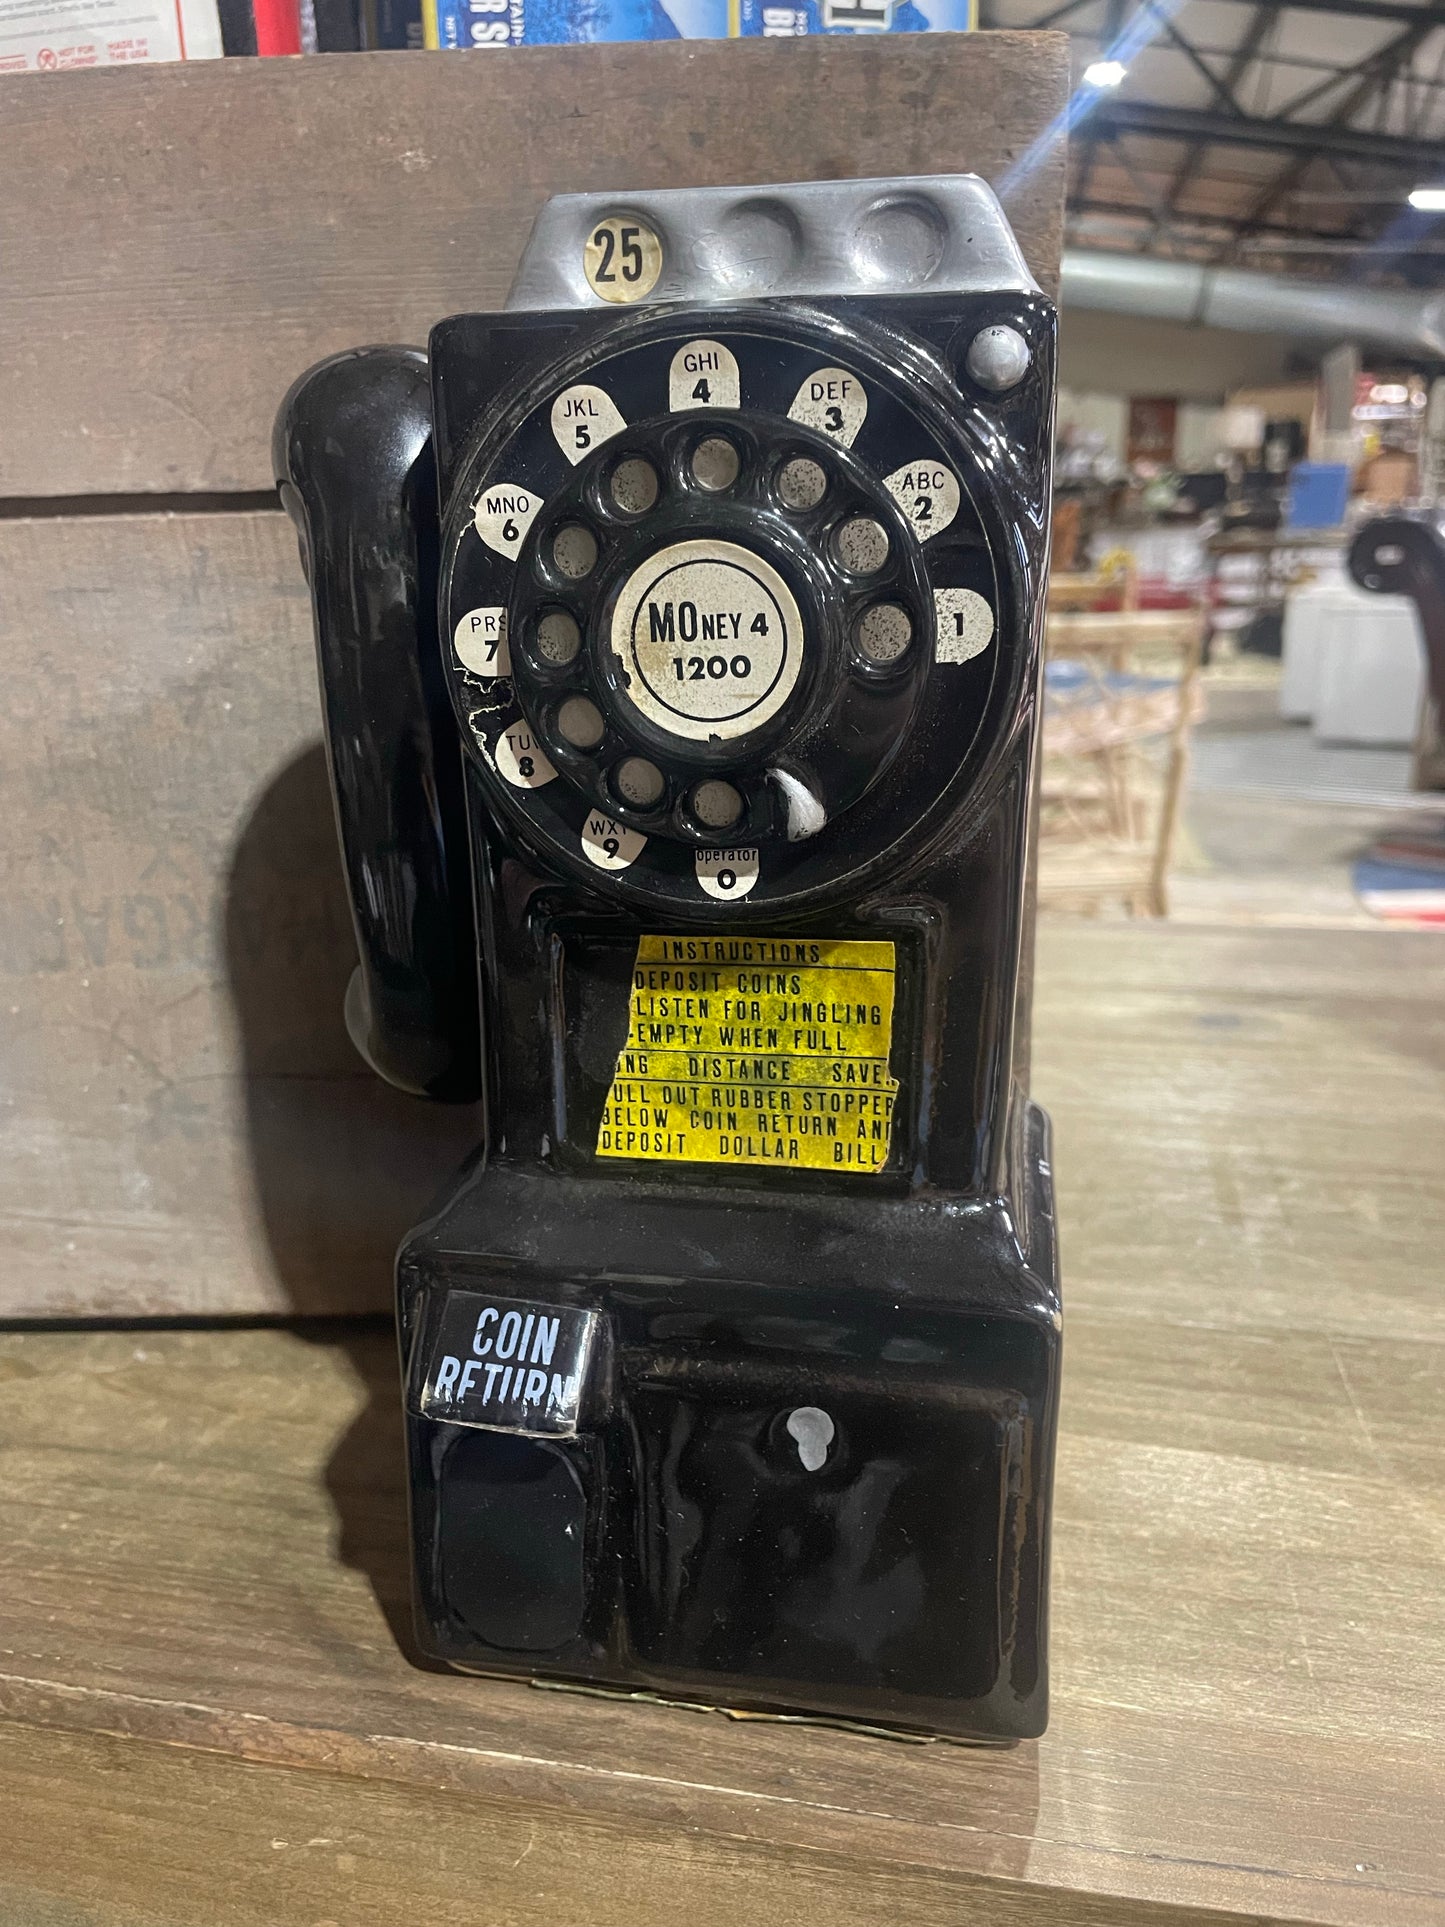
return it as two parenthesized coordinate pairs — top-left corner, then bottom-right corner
(1084, 59), (1127, 87)
(1408, 186), (1445, 211)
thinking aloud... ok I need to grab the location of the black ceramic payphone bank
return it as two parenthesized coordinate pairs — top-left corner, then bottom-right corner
(276, 176), (1061, 1741)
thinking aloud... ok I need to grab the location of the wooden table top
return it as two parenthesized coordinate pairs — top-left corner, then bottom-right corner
(3, 920), (1443, 1927)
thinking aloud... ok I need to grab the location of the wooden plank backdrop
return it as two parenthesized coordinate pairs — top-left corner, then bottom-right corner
(0, 35), (1069, 1317)
(0, 37), (1068, 500)
(0, 509), (481, 1316)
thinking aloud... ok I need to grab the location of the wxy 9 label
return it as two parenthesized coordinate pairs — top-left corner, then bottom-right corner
(596, 935), (900, 1173)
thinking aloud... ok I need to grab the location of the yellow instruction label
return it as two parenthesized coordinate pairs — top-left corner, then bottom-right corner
(596, 935), (900, 1173)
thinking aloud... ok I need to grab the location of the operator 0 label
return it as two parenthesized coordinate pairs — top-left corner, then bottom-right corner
(453, 607), (510, 677)
(414, 1290), (599, 1436)
(788, 368), (867, 447)
(596, 935), (900, 1173)
(609, 539), (803, 744)
(474, 483), (544, 559)
(695, 847), (760, 900)
(552, 383), (627, 464)
(883, 460), (960, 541)
(669, 340), (741, 411)
(934, 588), (995, 663)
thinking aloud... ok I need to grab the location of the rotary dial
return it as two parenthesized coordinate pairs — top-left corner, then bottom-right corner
(441, 310), (1008, 916)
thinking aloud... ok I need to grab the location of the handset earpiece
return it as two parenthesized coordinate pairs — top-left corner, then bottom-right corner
(275, 348), (481, 1102)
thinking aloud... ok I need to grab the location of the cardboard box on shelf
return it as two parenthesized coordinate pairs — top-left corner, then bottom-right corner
(0, 0), (221, 67)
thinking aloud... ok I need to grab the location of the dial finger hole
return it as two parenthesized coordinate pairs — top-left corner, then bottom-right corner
(690, 778), (744, 829)
(557, 695), (606, 750)
(614, 755), (665, 808)
(856, 602), (913, 665)
(835, 516), (890, 575)
(610, 457), (659, 515)
(535, 608), (582, 665)
(691, 436), (741, 493)
(776, 456), (827, 513)
(552, 522), (599, 580)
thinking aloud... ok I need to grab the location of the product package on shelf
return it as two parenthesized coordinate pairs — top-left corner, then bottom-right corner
(423, 0), (970, 45)
(0, 0), (221, 67)
(738, 0), (974, 32)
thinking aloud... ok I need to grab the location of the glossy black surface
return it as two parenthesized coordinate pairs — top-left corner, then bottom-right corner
(400, 1116), (1059, 1738)
(284, 285), (1061, 1740)
(274, 349), (480, 1100)
(438, 1432), (589, 1653)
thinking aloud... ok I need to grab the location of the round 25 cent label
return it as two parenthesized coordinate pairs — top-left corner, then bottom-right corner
(583, 214), (664, 304)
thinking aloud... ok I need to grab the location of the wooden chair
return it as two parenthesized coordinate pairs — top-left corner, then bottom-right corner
(1038, 606), (1205, 917)
(1046, 547), (1140, 615)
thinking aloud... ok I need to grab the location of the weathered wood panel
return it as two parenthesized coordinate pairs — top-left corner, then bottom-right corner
(0, 1301), (1440, 1923)
(0, 36), (1068, 499)
(0, 508), (479, 1316)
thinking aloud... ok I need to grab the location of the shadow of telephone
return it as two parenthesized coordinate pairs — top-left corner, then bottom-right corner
(274, 177), (1061, 1742)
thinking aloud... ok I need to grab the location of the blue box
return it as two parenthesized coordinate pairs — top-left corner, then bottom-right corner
(1285, 462), (1351, 531)
(425, 0), (972, 43)
(426, 0), (729, 42)
(738, 0), (974, 30)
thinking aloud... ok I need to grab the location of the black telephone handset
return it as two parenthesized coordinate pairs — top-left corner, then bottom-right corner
(278, 178), (1061, 1742)
(275, 348), (480, 1100)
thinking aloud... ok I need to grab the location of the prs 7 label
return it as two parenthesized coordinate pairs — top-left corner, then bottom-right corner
(596, 936), (900, 1173)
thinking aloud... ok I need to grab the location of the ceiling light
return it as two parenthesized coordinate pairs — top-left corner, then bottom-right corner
(1084, 59), (1127, 87)
(1408, 186), (1445, 211)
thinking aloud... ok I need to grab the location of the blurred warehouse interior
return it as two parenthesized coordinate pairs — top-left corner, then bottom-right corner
(981, 0), (1445, 927)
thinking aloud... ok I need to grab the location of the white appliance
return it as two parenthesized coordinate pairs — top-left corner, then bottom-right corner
(1313, 589), (1425, 746)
